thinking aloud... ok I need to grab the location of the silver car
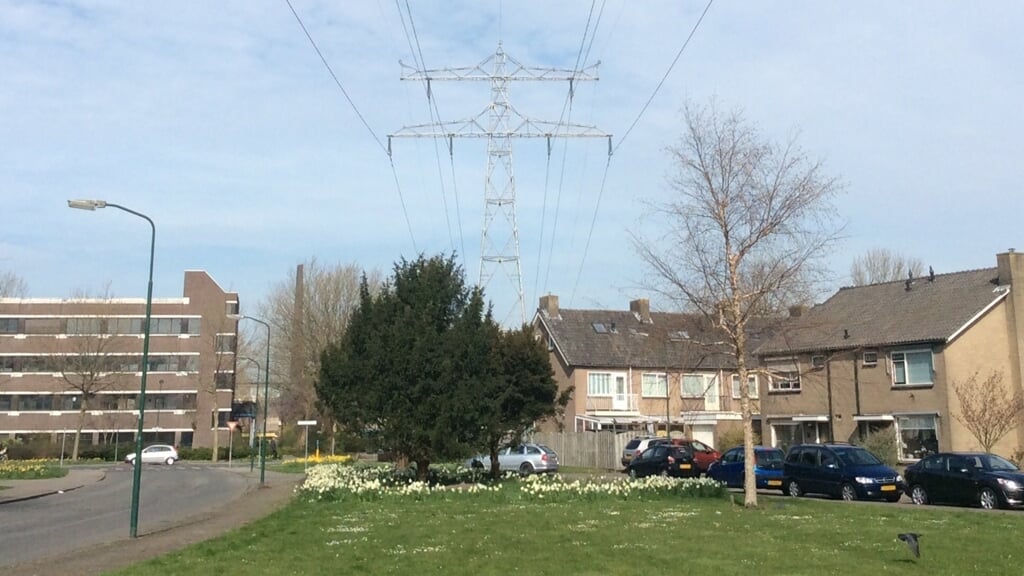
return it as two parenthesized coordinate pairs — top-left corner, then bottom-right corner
(466, 443), (559, 475)
(125, 444), (179, 465)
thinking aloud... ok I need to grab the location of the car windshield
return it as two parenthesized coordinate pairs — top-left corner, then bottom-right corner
(755, 450), (784, 466)
(626, 440), (641, 450)
(980, 454), (1019, 471)
(836, 447), (882, 466)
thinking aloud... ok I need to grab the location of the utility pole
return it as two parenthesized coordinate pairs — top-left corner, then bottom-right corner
(389, 43), (610, 324)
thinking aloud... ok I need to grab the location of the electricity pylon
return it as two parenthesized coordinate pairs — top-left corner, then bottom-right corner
(389, 42), (610, 324)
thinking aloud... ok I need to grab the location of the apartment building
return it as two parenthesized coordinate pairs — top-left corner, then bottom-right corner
(0, 270), (240, 449)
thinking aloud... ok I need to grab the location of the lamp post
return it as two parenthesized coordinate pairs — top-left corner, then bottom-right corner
(238, 315), (270, 486)
(68, 199), (154, 539)
(238, 356), (262, 470)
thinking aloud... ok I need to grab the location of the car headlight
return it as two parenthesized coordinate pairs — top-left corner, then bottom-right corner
(997, 478), (1022, 491)
(854, 477), (873, 484)
(896, 474), (904, 483)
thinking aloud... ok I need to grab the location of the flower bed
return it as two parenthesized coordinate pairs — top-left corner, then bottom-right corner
(0, 459), (68, 480)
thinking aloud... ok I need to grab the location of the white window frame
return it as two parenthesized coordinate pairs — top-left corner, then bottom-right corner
(731, 374), (759, 399)
(862, 349), (878, 366)
(681, 374), (707, 398)
(890, 349), (934, 387)
(641, 372), (668, 398)
(767, 358), (801, 392)
(587, 371), (624, 397)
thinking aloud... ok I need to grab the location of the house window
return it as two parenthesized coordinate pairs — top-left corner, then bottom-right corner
(891, 350), (933, 386)
(215, 372), (236, 390)
(225, 301), (239, 316)
(588, 372), (612, 396)
(731, 374), (758, 399)
(641, 373), (667, 397)
(682, 374), (706, 398)
(862, 350), (878, 366)
(0, 318), (19, 334)
(767, 359), (801, 392)
(897, 414), (938, 460)
(811, 355), (825, 369)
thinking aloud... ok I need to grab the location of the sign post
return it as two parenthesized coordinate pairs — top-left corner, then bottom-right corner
(227, 421), (239, 467)
(297, 420), (317, 471)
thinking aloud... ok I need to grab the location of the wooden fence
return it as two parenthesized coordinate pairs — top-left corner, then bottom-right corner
(530, 431), (648, 470)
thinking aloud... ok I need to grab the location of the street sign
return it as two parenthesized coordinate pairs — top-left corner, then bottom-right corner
(227, 421), (239, 432)
(297, 420), (317, 426)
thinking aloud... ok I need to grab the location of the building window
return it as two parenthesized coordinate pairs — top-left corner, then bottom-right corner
(0, 395), (12, 410)
(216, 334), (237, 353)
(215, 372), (236, 390)
(682, 374), (706, 398)
(0, 318), (19, 334)
(891, 350), (933, 386)
(587, 372), (612, 396)
(811, 355), (825, 369)
(897, 414), (938, 460)
(862, 349), (878, 366)
(731, 374), (758, 399)
(767, 359), (801, 392)
(18, 395), (53, 411)
(641, 373), (667, 397)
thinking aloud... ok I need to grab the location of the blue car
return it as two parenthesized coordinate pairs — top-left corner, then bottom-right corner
(783, 443), (904, 502)
(707, 446), (785, 489)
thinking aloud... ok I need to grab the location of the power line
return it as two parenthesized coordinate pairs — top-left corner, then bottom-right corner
(613, 0), (714, 155)
(570, 154), (613, 305)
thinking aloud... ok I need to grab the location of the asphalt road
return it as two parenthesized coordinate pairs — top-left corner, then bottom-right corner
(0, 463), (252, 568)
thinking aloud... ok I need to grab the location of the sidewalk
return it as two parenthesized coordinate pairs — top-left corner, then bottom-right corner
(0, 467), (106, 505)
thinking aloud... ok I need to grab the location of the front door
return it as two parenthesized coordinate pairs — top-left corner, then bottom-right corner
(703, 375), (720, 411)
(612, 375), (628, 411)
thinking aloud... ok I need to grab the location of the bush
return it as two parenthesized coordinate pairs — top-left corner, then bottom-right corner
(1011, 448), (1024, 468)
(856, 429), (899, 467)
(715, 428), (761, 451)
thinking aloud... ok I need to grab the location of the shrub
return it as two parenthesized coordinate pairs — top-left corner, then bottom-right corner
(856, 429), (899, 467)
(715, 427), (761, 451)
(1011, 448), (1024, 468)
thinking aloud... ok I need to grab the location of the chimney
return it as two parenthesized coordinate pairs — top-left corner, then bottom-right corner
(788, 305), (806, 318)
(630, 298), (652, 323)
(539, 294), (560, 318)
(998, 249), (1020, 286)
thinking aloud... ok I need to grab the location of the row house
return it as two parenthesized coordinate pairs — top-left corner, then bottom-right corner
(532, 295), (767, 447)
(755, 250), (1024, 462)
(0, 270), (240, 449)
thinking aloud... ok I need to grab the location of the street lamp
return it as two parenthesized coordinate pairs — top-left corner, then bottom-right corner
(238, 315), (270, 486)
(68, 198), (154, 539)
(238, 355), (262, 470)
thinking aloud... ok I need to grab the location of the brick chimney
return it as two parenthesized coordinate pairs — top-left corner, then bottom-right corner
(996, 249), (1024, 452)
(630, 298), (652, 324)
(997, 248), (1020, 286)
(539, 294), (560, 318)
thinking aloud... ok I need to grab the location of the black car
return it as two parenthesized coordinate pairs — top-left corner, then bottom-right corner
(783, 443), (904, 502)
(626, 444), (699, 479)
(904, 452), (1024, 510)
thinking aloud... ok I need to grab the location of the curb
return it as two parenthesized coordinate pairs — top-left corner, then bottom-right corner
(0, 469), (107, 506)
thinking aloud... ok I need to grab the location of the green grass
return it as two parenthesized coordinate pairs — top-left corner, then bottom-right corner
(112, 488), (1023, 575)
(0, 460), (70, 480)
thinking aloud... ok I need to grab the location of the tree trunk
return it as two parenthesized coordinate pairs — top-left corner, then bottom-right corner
(211, 398), (219, 462)
(73, 402), (88, 461)
(416, 459), (430, 481)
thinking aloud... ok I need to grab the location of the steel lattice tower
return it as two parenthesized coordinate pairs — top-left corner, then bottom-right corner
(389, 43), (610, 324)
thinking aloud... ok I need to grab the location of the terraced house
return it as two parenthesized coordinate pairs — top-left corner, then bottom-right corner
(532, 295), (768, 447)
(0, 270), (240, 449)
(756, 250), (1024, 462)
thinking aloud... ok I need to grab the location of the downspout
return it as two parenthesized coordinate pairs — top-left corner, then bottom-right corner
(853, 351), (862, 416)
(826, 359), (834, 442)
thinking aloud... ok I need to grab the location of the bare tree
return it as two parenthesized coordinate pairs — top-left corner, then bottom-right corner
(0, 270), (28, 297)
(850, 248), (925, 285)
(633, 100), (843, 507)
(953, 370), (1024, 453)
(258, 259), (383, 450)
(203, 315), (241, 462)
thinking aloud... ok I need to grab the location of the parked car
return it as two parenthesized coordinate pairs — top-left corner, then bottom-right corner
(625, 444), (699, 479)
(466, 443), (559, 475)
(670, 438), (721, 475)
(621, 436), (669, 468)
(707, 446), (785, 489)
(783, 443), (903, 502)
(904, 452), (1024, 510)
(125, 444), (179, 466)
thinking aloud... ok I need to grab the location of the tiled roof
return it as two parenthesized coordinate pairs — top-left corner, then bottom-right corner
(536, 307), (771, 371)
(756, 267), (1007, 355)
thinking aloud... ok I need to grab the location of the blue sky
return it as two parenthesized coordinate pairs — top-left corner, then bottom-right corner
(2, 1), (1021, 324)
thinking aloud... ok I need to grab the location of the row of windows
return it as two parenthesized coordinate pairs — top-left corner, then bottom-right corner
(0, 354), (201, 373)
(0, 393), (198, 412)
(0, 317), (203, 336)
(590, 372), (759, 399)
(767, 348), (935, 392)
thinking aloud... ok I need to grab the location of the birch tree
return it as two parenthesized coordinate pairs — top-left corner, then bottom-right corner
(953, 370), (1024, 453)
(633, 100), (843, 507)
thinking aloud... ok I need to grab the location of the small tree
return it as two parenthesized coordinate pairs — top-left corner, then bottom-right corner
(850, 248), (924, 286)
(0, 270), (28, 297)
(953, 370), (1024, 453)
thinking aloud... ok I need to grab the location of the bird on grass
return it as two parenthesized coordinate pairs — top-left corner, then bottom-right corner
(898, 533), (921, 558)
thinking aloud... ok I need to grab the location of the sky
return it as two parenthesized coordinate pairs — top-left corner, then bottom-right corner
(2, 1), (1022, 325)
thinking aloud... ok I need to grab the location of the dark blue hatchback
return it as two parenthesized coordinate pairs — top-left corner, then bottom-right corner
(783, 443), (904, 502)
(707, 446), (785, 489)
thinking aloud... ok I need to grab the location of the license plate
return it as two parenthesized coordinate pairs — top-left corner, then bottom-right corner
(767, 480), (782, 487)
(679, 464), (692, 470)
(880, 485), (896, 492)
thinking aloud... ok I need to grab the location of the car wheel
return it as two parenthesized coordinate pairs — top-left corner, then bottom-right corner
(518, 462), (534, 477)
(980, 487), (1000, 510)
(786, 479), (802, 497)
(165, 457), (176, 466)
(910, 485), (928, 505)
(840, 483), (858, 502)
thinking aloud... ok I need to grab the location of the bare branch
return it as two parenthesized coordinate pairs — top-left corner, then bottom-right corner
(953, 370), (1024, 453)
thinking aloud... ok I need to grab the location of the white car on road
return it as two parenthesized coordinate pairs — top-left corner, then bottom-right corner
(124, 444), (179, 466)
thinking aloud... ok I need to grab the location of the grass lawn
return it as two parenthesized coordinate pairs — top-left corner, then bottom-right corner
(114, 484), (1023, 575)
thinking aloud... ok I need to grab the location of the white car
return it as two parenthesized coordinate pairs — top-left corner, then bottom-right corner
(125, 444), (179, 466)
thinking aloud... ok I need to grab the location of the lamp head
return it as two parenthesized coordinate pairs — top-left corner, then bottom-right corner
(67, 199), (108, 211)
